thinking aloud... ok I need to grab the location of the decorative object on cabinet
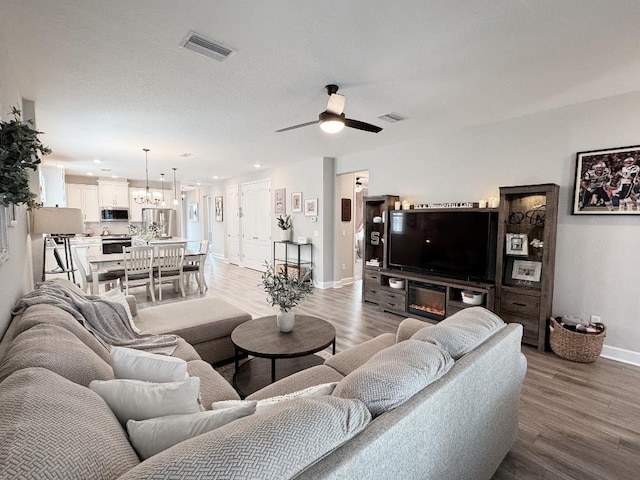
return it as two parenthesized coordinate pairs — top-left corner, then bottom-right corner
(188, 202), (199, 222)
(505, 233), (528, 256)
(132, 148), (161, 206)
(572, 145), (640, 215)
(341, 198), (352, 222)
(291, 192), (302, 212)
(0, 106), (51, 209)
(274, 188), (286, 214)
(304, 198), (318, 216)
(495, 183), (559, 350)
(214, 196), (223, 222)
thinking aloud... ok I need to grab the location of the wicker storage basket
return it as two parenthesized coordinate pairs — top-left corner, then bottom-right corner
(549, 317), (606, 363)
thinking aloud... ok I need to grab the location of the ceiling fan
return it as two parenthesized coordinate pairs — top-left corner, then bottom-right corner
(276, 85), (382, 134)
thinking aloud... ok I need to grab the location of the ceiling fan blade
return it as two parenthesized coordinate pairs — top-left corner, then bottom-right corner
(344, 118), (383, 133)
(326, 93), (345, 115)
(275, 120), (319, 133)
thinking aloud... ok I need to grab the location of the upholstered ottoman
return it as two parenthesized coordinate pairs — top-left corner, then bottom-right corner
(132, 297), (252, 364)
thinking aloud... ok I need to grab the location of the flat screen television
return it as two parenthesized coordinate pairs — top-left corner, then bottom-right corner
(388, 210), (498, 282)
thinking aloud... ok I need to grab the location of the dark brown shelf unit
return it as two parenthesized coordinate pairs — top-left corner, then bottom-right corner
(362, 195), (399, 303)
(495, 184), (559, 351)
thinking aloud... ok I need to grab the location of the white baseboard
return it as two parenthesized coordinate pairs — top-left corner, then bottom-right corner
(600, 345), (640, 366)
(314, 280), (334, 289)
(334, 277), (354, 288)
(212, 253), (225, 261)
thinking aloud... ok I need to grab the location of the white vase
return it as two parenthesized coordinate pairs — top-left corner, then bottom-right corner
(276, 310), (295, 332)
(279, 229), (291, 242)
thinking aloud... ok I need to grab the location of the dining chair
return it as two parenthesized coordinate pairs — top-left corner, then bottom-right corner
(184, 239), (209, 293)
(70, 245), (120, 293)
(122, 245), (156, 302)
(154, 243), (186, 301)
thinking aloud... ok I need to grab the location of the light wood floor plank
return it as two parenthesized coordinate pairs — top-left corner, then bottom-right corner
(133, 258), (640, 480)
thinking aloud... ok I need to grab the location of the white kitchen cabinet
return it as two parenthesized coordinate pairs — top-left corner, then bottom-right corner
(98, 180), (130, 207)
(66, 184), (100, 222)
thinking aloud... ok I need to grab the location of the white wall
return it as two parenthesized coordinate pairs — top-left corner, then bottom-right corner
(335, 172), (355, 284)
(337, 91), (640, 362)
(0, 37), (36, 339)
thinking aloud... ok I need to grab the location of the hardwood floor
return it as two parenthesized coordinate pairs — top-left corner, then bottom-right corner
(135, 258), (640, 480)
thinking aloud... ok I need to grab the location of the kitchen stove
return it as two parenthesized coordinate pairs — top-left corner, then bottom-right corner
(101, 235), (132, 254)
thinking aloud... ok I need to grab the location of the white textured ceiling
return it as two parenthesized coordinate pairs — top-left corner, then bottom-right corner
(2, 0), (640, 186)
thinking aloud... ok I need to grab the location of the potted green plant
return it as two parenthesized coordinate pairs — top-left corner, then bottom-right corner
(276, 214), (292, 242)
(260, 261), (313, 332)
(0, 106), (51, 208)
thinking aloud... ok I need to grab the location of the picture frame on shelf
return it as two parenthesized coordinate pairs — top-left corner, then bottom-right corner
(511, 259), (542, 283)
(291, 192), (302, 213)
(506, 233), (528, 256)
(572, 145), (640, 215)
(189, 202), (199, 222)
(304, 198), (318, 217)
(274, 188), (286, 214)
(214, 196), (223, 222)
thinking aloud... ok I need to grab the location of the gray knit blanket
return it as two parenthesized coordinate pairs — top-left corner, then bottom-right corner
(13, 280), (177, 355)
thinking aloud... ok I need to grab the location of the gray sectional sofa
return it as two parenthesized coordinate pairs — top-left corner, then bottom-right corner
(0, 279), (526, 479)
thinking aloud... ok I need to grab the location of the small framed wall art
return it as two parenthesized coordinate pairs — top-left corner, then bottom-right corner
(274, 188), (286, 214)
(304, 198), (318, 217)
(341, 198), (352, 222)
(189, 202), (199, 222)
(573, 145), (640, 215)
(291, 192), (302, 213)
(214, 196), (223, 222)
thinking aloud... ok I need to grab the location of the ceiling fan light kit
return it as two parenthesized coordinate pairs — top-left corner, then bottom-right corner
(319, 111), (345, 133)
(277, 84), (382, 134)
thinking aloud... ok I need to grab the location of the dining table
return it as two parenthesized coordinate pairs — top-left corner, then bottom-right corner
(87, 244), (207, 295)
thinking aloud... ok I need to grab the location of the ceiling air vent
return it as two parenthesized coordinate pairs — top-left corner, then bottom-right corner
(377, 112), (407, 123)
(179, 31), (236, 62)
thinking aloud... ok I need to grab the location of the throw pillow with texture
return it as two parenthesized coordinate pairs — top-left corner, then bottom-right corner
(116, 396), (371, 480)
(210, 382), (338, 411)
(127, 402), (257, 459)
(411, 306), (505, 360)
(89, 376), (201, 424)
(110, 346), (188, 382)
(333, 340), (453, 417)
(0, 368), (139, 479)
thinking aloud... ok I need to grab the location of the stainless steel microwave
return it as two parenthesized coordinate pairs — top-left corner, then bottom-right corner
(100, 207), (130, 222)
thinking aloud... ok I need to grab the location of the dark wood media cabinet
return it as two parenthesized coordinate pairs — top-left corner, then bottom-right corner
(363, 268), (495, 324)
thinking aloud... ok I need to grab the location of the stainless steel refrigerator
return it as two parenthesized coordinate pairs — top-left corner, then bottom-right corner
(141, 208), (177, 237)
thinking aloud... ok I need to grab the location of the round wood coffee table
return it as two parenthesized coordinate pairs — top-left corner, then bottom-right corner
(231, 315), (336, 398)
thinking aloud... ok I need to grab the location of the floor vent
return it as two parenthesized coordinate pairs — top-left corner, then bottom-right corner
(377, 112), (407, 123)
(179, 31), (236, 62)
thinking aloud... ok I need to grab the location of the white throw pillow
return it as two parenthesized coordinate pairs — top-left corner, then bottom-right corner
(89, 377), (201, 424)
(127, 402), (257, 459)
(100, 289), (140, 333)
(211, 382), (338, 411)
(110, 346), (188, 383)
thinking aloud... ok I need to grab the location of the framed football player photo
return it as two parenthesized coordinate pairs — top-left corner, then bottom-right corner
(572, 145), (640, 215)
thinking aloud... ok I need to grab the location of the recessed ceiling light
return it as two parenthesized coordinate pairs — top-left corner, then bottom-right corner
(93, 159), (102, 164)
(254, 163), (262, 168)
(111, 175), (118, 178)
(196, 182), (201, 186)
(56, 164), (65, 169)
(86, 172), (94, 176)
(213, 175), (219, 179)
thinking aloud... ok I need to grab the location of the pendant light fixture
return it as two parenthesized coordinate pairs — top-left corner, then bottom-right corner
(132, 148), (161, 205)
(172, 168), (179, 206)
(160, 173), (166, 207)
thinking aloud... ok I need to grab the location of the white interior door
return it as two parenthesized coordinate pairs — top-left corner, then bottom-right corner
(226, 184), (241, 265)
(241, 179), (271, 271)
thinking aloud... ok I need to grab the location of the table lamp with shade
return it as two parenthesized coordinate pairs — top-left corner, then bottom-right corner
(31, 207), (84, 282)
